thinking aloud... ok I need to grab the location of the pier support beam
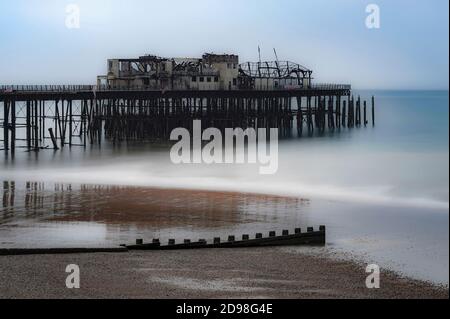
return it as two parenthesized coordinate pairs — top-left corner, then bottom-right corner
(372, 96), (375, 126)
(1, 87), (368, 153)
(3, 100), (9, 151)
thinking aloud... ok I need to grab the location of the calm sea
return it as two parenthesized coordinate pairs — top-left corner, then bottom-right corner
(0, 90), (448, 284)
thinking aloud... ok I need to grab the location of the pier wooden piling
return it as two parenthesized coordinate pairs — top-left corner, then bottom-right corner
(0, 85), (378, 153)
(48, 128), (58, 150)
(364, 100), (367, 126)
(372, 96), (375, 126)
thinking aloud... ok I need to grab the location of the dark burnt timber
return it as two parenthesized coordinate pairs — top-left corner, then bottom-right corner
(126, 226), (326, 251)
(0, 85), (350, 100)
(0, 247), (128, 256)
(0, 228), (324, 255)
(0, 85), (375, 153)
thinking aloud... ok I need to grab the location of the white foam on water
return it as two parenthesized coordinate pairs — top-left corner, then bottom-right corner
(2, 155), (448, 211)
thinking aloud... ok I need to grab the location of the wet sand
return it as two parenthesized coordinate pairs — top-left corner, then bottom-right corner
(0, 184), (310, 249)
(0, 247), (447, 299)
(1, 183), (306, 227)
(45, 186), (304, 226)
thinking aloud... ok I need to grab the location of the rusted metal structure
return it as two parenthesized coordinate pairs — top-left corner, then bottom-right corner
(239, 61), (312, 90)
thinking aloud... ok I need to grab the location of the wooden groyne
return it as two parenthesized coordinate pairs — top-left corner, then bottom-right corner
(126, 226), (326, 251)
(0, 247), (128, 256)
(0, 227), (326, 255)
(0, 85), (375, 153)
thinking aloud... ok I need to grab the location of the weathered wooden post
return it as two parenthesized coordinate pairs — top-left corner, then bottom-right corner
(54, 100), (59, 146)
(357, 95), (361, 126)
(69, 100), (73, 147)
(364, 100), (367, 126)
(60, 99), (65, 148)
(297, 97), (303, 136)
(48, 128), (59, 150)
(330, 96), (335, 129)
(34, 100), (39, 150)
(342, 100), (346, 127)
(372, 96), (375, 126)
(3, 100), (9, 151)
(336, 96), (341, 128)
(26, 100), (31, 149)
(348, 96), (353, 127)
(40, 100), (45, 144)
(307, 96), (313, 132)
(10, 100), (15, 154)
(83, 100), (87, 146)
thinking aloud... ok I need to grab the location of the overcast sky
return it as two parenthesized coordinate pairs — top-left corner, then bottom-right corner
(0, 0), (448, 89)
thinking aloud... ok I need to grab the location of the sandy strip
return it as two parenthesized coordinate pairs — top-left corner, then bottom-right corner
(3, 184), (305, 228)
(0, 247), (447, 299)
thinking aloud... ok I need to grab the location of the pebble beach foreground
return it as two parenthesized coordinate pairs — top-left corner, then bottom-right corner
(0, 247), (447, 299)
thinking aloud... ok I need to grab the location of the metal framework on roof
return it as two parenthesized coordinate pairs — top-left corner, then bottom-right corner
(118, 55), (168, 63)
(113, 56), (168, 75)
(239, 61), (312, 79)
(112, 55), (219, 77)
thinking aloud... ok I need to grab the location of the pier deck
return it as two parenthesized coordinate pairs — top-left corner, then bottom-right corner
(0, 84), (351, 100)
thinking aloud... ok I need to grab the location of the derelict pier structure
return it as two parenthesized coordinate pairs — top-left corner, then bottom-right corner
(0, 53), (374, 153)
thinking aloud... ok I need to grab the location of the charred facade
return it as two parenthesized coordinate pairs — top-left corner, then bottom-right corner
(97, 53), (240, 91)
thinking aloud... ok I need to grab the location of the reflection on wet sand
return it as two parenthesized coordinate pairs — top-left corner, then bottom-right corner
(0, 181), (310, 248)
